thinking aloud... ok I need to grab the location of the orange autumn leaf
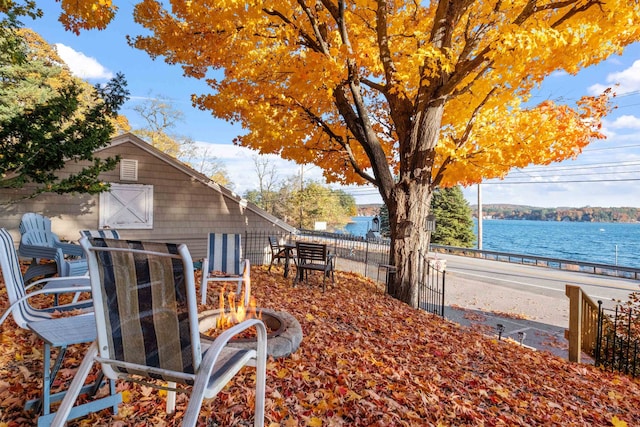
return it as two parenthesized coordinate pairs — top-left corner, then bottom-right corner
(611, 416), (628, 427)
(2, 266), (640, 425)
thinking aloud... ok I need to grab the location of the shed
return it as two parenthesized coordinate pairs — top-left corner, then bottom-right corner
(0, 133), (296, 260)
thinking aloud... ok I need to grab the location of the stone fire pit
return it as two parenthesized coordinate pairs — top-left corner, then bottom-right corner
(198, 308), (303, 359)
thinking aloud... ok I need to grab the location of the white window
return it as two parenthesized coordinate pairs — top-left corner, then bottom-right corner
(100, 183), (153, 229)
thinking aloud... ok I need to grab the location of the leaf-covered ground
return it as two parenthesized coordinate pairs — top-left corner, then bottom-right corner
(1, 266), (640, 426)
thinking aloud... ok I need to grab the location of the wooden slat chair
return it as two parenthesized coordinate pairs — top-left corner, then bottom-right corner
(295, 242), (336, 292)
(18, 214), (87, 282)
(200, 233), (250, 306)
(19, 213), (52, 235)
(51, 237), (267, 427)
(80, 229), (120, 239)
(18, 213), (86, 282)
(268, 236), (288, 272)
(19, 230), (88, 294)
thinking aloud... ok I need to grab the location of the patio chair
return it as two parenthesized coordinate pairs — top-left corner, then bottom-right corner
(19, 229), (88, 286)
(17, 213), (61, 282)
(295, 241), (336, 292)
(0, 228), (93, 328)
(19, 212), (52, 235)
(200, 233), (250, 306)
(268, 236), (288, 272)
(19, 213), (87, 282)
(50, 237), (267, 427)
(0, 228), (116, 425)
(80, 229), (120, 239)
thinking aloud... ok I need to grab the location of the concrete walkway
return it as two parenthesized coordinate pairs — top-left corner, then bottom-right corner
(443, 270), (571, 359)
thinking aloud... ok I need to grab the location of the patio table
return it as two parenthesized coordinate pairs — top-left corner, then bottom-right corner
(281, 243), (297, 278)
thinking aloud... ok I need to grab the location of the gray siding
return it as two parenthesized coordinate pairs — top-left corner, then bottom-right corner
(0, 134), (294, 260)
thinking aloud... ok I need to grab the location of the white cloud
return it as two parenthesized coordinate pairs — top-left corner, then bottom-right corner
(190, 141), (386, 204)
(550, 70), (568, 78)
(203, 140), (640, 207)
(193, 142), (325, 195)
(589, 60), (640, 95)
(588, 83), (609, 95)
(54, 43), (114, 80)
(463, 180), (640, 208)
(607, 115), (640, 130)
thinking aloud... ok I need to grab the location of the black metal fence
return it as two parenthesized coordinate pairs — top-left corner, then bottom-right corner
(243, 229), (391, 280)
(417, 250), (446, 316)
(595, 302), (640, 378)
(243, 229), (445, 317)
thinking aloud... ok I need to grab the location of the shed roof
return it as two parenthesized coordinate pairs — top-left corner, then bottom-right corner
(101, 133), (297, 234)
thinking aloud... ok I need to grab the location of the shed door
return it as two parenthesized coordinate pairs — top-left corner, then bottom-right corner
(99, 183), (154, 229)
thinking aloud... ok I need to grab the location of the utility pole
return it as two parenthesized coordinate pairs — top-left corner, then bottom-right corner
(299, 165), (304, 229)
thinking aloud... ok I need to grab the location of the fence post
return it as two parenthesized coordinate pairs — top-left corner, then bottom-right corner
(441, 270), (446, 317)
(566, 284), (583, 363)
(364, 240), (369, 278)
(595, 300), (603, 367)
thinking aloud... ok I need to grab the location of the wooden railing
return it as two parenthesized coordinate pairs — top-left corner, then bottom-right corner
(565, 284), (605, 362)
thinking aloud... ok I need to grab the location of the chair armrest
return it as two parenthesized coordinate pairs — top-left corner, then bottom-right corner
(55, 241), (85, 258)
(19, 243), (85, 277)
(24, 275), (91, 292)
(186, 318), (267, 425)
(19, 243), (60, 260)
(201, 318), (267, 357)
(0, 285), (93, 326)
(241, 259), (250, 275)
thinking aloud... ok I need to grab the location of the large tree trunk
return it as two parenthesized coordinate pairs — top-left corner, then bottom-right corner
(386, 103), (444, 308)
(387, 182), (433, 308)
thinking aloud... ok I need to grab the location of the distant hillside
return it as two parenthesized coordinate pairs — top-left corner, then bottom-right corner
(357, 203), (640, 222)
(356, 204), (382, 217)
(471, 204), (640, 223)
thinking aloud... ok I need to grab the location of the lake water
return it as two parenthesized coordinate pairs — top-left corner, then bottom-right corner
(344, 216), (375, 237)
(344, 217), (640, 269)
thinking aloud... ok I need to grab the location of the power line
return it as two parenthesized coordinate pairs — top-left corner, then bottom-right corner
(507, 164), (640, 177)
(510, 161), (640, 172)
(616, 90), (640, 98)
(483, 177), (640, 184)
(509, 170), (640, 179)
(583, 144), (640, 153)
(340, 134), (640, 195)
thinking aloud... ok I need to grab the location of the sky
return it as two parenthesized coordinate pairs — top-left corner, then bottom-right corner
(24, 3), (640, 208)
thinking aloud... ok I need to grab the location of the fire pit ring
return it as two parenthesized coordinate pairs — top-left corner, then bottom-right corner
(198, 308), (303, 359)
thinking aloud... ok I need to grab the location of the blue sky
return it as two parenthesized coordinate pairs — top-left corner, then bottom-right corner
(26, 3), (640, 208)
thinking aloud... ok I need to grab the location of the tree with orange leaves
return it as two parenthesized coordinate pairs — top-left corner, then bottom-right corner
(52, 0), (638, 307)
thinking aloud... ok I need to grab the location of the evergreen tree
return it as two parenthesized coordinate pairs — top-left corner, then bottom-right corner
(430, 186), (476, 248)
(0, 27), (129, 198)
(379, 186), (475, 247)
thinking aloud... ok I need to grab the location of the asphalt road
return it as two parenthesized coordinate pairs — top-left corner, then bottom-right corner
(436, 253), (640, 359)
(442, 253), (640, 310)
